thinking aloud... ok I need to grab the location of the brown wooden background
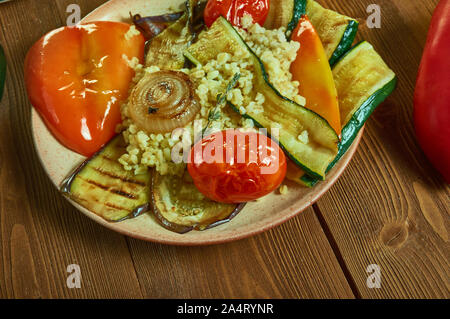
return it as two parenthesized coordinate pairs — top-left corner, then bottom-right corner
(0, 0), (448, 299)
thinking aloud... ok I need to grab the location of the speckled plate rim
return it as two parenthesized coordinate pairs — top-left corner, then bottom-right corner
(30, 0), (363, 246)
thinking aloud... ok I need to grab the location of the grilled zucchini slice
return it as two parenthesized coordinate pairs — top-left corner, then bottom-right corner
(152, 172), (245, 233)
(265, 0), (358, 65)
(185, 17), (338, 180)
(287, 41), (397, 186)
(61, 135), (151, 222)
(302, 0), (358, 65)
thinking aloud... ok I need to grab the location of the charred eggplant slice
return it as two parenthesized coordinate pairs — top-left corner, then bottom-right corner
(152, 171), (245, 233)
(145, 0), (199, 69)
(61, 135), (151, 222)
(131, 12), (184, 41)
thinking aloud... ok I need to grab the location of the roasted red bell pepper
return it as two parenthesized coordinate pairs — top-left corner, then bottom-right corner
(25, 22), (145, 156)
(290, 15), (341, 136)
(414, 0), (450, 183)
(286, 16), (341, 183)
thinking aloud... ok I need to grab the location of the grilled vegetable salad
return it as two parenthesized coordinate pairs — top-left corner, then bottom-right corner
(25, 0), (396, 233)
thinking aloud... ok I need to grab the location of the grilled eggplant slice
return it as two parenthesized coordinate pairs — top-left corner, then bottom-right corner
(61, 135), (151, 222)
(145, 0), (198, 69)
(132, 12), (184, 41)
(152, 171), (245, 233)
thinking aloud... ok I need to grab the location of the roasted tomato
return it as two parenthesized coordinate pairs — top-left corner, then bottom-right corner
(25, 22), (145, 156)
(204, 0), (270, 28)
(188, 129), (286, 203)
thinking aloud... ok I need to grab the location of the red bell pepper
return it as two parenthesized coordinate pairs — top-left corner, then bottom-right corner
(286, 15), (341, 181)
(414, 0), (450, 183)
(25, 22), (145, 156)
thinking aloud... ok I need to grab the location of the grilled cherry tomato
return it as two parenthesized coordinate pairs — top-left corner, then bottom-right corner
(25, 22), (145, 156)
(204, 0), (270, 28)
(188, 129), (286, 203)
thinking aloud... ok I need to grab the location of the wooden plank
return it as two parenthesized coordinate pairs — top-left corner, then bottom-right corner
(127, 208), (355, 299)
(0, 0), (142, 298)
(314, 0), (450, 298)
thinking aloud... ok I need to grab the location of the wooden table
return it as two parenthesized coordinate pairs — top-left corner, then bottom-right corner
(0, 0), (448, 299)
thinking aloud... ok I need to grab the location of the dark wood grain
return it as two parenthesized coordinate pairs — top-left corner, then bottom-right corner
(0, 0), (448, 299)
(127, 208), (354, 299)
(313, 0), (450, 298)
(0, 0), (142, 299)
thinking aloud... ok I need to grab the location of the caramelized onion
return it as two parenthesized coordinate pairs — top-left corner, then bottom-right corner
(129, 71), (200, 134)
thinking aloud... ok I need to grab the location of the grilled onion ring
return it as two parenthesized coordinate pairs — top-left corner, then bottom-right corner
(128, 70), (200, 134)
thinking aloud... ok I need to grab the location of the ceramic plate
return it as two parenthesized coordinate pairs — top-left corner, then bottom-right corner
(31, 0), (363, 245)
